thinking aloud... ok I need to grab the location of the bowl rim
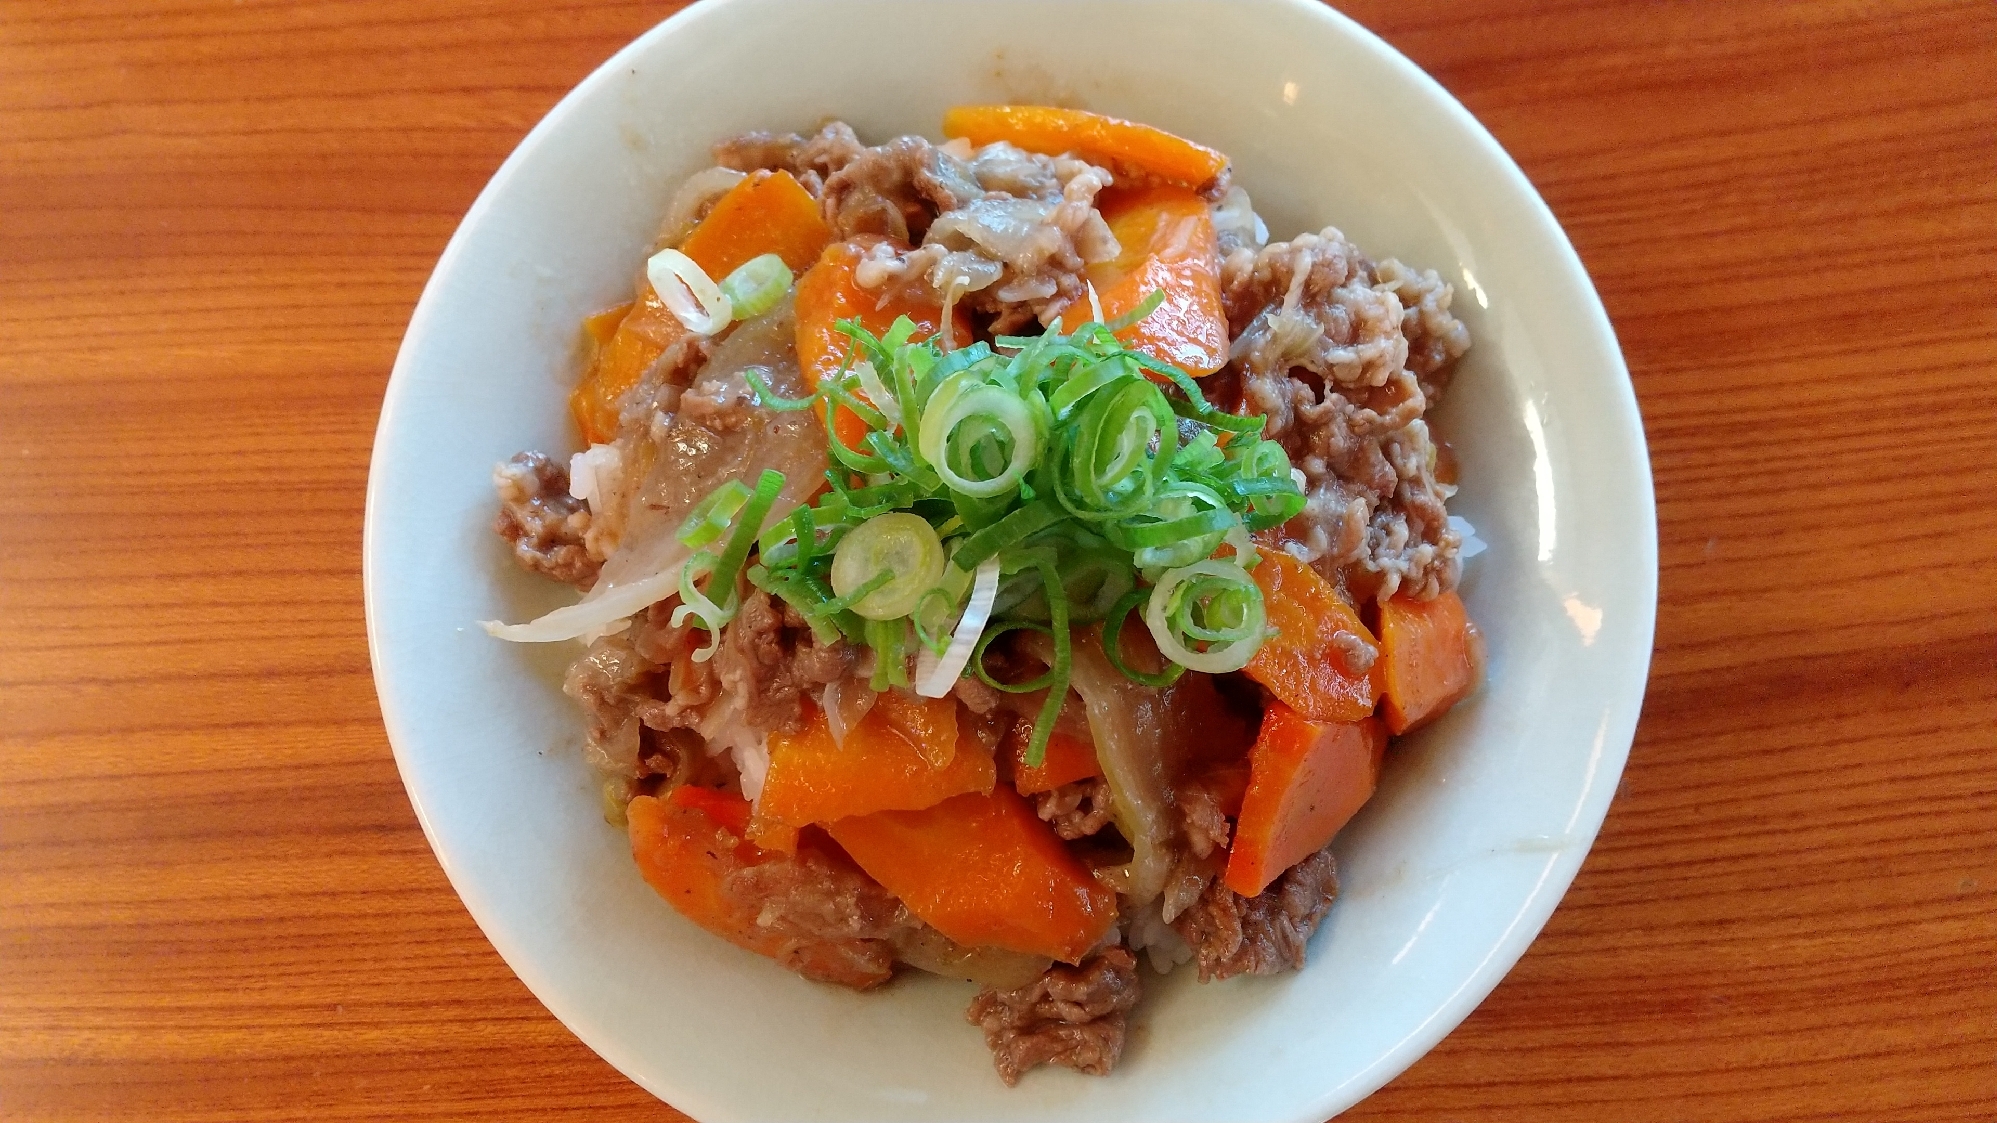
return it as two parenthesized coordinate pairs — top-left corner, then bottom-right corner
(364, 0), (1657, 1118)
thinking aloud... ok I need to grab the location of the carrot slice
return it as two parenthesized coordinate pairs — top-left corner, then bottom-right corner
(826, 786), (1118, 963)
(942, 105), (1228, 191)
(1378, 589), (1480, 735)
(569, 170), (830, 444)
(1244, 550), (1383, 723)
(1071, 185), (1228, 375)
(570, 286), (687, 444)
(872, 688), (959, 769)
(794, 238), (972, 388)
(1005, 722), (1103, 795)
(678, 169), (831, 280)
(626, 789), (889, 989)
(755, 700), (995, 833)
(1223, 705), (1385, 897)
(793, 238), (973, 448)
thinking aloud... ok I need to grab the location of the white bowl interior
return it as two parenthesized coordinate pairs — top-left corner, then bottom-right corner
(364, 1), (1656, 1120)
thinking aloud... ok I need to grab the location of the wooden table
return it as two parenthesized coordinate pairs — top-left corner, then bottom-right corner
(3, 1), (1992, 1119)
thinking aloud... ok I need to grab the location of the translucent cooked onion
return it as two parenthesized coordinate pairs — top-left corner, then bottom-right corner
(891, 927), (1050, 988)
(657, 165), (746, 248)
(914, 556), (1002, 698)
(1029, 629), (1176, 906)
(647, 248), (732, 336)
(484, 301), (823, 643)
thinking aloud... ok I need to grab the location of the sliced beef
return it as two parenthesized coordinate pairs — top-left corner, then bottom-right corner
(921, 153), (1118, 333)
(822, 133), (951, 243)
(1034, 777), (1114, 840)
(493, 451), (598, 589)
(966, 947), (1141, 1085)
(1375, 258), (1472, 403)
(1223, 228), (1470, 602)
(797, 121), (1120, 334)
(709, 589), (855, 735)
(562, 630), (658, 779)
(1170, 846), (1339, 982)
(1178, 783), (1232, 860)
(724, 844), (915, 990)
(711, 130), (806, 174)
(951, 674), (1004, 715)
(1224, 227), (1408, 396)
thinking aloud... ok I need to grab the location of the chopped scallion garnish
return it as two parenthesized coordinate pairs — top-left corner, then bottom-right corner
(663, 298), (1305, 698)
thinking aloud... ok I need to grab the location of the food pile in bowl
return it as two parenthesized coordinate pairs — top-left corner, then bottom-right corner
(482, 106), (1482, 1085)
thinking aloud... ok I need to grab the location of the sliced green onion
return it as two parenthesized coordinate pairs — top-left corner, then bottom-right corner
(1013, 548), (1071, 768)
(951, 498), (1062, 571)
(675, 479), (752, 549)
(853, 359), (903, 426)
(831, 512), (946, 621)
(914, 555), (1002, 696)
(705, 469), (784, 609)
(1103, 289), (1166, 333)
(743, 365), (818, 411)
(647, 248), (731, 336)
(1143, 558), (1266, 673)
(718, 253), (792, 319)
(670, 551), (730, 661)
(867, 617), (910, 690)
(919, 373), (1040, 499)
(1100, 588), (1186, 688)
(622, 290), (1309, 689)
(911, 558), (977, 654)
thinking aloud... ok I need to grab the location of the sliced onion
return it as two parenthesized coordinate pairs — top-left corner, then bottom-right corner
(657, 166), (746, 248)
(853, 359), (902, 425)
(822, 675), (880, 749)
(1033, 629), (1176, 906)
(480, 569), (678, 642)
(915, 557), (1002, 697)
(646, 248), (732, 336)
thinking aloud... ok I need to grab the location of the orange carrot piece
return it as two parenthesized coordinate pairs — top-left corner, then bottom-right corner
(1378, 589), (1480, 735)
(677, 169), (831, 280)
(793, 239), (972, 448)
(1223, 705), (1385, 897)
(826, 786), (1118, 962)
(1244, 551), (1383, 723)
(1072, 185), (1228, 376)
(755, 701), (995, 832)
(626, 790), (888, 988)
(795, 239), (972, 388)
(569, 170), (831, 444)
(942, 105), (1228, 191)
(570, 287), (687, 444)
(581, 301), (632, 349)
(1005, 722), (1103, 795)
(872, 688), (959, 769)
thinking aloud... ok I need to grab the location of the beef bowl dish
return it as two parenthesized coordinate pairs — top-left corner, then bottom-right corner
(484, 106), (1486, 1085)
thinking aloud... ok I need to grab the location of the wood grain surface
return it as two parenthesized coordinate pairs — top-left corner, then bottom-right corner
(2, 1), (1992, 1119)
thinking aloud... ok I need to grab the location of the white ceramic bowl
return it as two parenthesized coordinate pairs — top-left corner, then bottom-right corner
(364, 0), (1656, 1119)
